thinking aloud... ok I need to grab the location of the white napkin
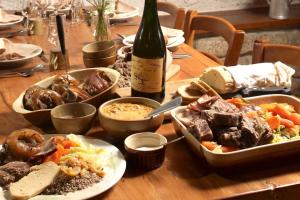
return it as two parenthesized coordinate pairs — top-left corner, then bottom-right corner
(0, 9), (22, 23)
(226, 62), (295, 89)
(0, 38), (40, 60)
(161, 26), (184, 38)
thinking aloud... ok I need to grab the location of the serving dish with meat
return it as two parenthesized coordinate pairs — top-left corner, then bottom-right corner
(171, 94), (300, 168)
(0, 129), (126, 200)
(12, 68), (120, 127)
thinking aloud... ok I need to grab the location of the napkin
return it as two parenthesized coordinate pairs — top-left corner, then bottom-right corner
(0, 9), (22, 24)
(0, 38), (40, 60)
(226, 62), (295, 89)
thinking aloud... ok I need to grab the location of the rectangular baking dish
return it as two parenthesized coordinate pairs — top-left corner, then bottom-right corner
(171, 94), (300, 168)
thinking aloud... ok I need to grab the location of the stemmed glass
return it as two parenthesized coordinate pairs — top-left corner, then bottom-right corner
(35, 0), (50, 19)
(19, 0), (35, 32)
(49, 0), (62, 15)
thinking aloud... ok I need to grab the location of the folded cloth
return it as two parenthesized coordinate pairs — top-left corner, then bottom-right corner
(0, 9), (22, 24)
(226, 62), (295, 89)
(0, 38), (40, 61)
(161, 26), (184, 38)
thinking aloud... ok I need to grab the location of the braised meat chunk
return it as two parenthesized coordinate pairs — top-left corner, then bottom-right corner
(0, 161), (30, 188)
(187, 118), (213, 141)
(83, 71), (112, 96)
(23, 86), (64, 111)
(178, 94), (274, 151)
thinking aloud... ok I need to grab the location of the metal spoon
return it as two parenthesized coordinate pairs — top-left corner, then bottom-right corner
(147, 96), (182, 118)
(164, 135), (185, 146)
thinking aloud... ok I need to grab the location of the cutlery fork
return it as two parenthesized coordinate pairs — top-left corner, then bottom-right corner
(0, 64), (45, 78)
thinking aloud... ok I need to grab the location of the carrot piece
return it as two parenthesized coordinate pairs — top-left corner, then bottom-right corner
(279, 117), (295, 128)
(221, 146), (239, 153)
(201, 141), (217, 151)
(289, 113), (300, 125)
(226, 98), (246, 108)
(272, 104), (292, 119)
(246, 111), (258, 118)
(259, 103), (277, 111)
(266, 116), (281, 130)
(62, 140), (79, 149)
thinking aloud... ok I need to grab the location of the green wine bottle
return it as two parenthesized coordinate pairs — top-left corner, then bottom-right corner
(131, 0), (166, 102)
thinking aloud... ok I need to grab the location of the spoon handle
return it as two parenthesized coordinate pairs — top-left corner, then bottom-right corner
(165, 135), (185, 146)
(148, 96), (182, 118)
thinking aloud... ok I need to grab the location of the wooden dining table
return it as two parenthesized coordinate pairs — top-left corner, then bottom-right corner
(1, 17), (300, 200)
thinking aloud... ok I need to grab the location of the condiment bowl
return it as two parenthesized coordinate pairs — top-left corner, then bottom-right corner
(83, 54), (117, 68)
(82, 40), (116, 59)
(51, 103), (96, 135)
(98, 97), (164, 140)
(124, 132), (167, 170)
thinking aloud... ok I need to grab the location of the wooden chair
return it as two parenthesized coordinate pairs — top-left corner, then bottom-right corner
(184, 10), (245, 66)
(253, 39), (300, 68)
(157, 1), (185, 30)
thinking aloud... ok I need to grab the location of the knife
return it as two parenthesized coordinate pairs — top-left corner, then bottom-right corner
(56, 15), (66, 55)
(241, 87), (291, 97)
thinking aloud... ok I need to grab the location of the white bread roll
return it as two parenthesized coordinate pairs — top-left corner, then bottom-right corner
(199, 66), (235, 94)
(9, 162), (60, 200)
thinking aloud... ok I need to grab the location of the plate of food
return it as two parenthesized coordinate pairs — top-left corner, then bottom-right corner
(110, 1), (139, 21)
(171, 94), (300, 168)
(0, 38), (42, 68)
(0, 129), (126, 200)
(12, 67), (120, 127)
(0, 10), (23, 29)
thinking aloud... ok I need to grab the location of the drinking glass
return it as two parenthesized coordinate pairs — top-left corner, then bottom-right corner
(48, 13), (66, 46)
(19, 0), (36, 32)
(49, 0), (62, 15)
(35, 0), (50, 19)
(70, 0), (82, 24)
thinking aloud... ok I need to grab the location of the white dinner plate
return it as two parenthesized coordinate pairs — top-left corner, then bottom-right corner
(122, 34), (185, 49)
(0, 43), (42, 68)
(0, 17), (23, 29)
(0, 135), (126, 200)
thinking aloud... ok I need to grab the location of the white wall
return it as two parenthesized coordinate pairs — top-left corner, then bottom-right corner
(124, 0), (300, 13)
(1, 0), (300, 12)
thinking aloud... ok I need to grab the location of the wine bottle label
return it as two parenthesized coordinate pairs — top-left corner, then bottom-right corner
(131, 55), (164, 93)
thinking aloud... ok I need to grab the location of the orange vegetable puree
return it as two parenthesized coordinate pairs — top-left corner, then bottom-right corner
(102, 103), (154, 120)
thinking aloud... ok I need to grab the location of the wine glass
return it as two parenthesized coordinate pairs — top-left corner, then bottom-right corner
(35, 0), (50, 19)
(49, 0), (62, 15)
(19, 0), (35, 32)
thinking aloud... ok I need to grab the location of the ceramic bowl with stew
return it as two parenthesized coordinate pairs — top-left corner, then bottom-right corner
(51, 103), (96, 135)
(98, 97), (164, 140)
(124, 132), (167, 170)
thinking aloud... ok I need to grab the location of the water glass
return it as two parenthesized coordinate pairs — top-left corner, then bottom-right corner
(71, 0), (82, 24)
(48, 13), (66, 46)
(35, 0), (50, 19)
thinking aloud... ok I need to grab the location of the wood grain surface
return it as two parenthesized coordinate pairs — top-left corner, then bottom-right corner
(1, 16), (300, 200)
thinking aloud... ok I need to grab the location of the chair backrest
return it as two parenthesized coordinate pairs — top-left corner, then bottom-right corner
(157, 1), (185, 30)
(184, 10), (245, 66)
(253, 39), (300, 69)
